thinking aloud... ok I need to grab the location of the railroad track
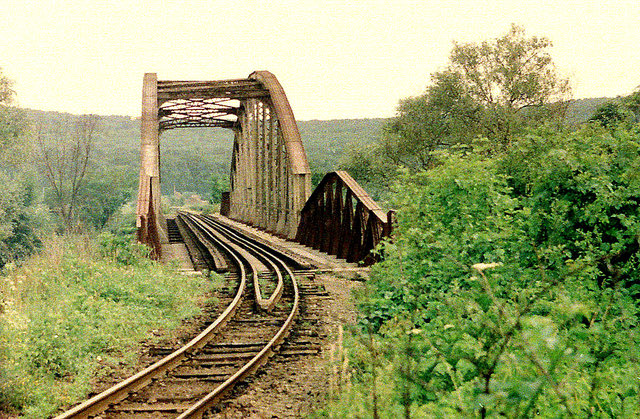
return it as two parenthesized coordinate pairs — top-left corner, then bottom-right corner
(55, 212), (321, 418)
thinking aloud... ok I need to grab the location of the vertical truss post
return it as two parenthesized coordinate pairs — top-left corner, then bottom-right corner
(137, 73), (168, 255)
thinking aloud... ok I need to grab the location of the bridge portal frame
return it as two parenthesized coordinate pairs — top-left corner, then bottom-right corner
(136, 71), (311, 256)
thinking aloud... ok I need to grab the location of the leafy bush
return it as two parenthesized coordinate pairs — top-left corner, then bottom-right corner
(589, 91), (640, 128)
(76, 172), (134, 230)
(590, 102), (635, 128)
(319, 127), (640, 417)
(97, 231), (150, 265)
(0, 176), (41, 269)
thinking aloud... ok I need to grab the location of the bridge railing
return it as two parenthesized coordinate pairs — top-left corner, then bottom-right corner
(295, 171), (394, 265)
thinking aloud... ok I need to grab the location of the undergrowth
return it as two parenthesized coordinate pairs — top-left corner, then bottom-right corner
(0, 233), (213, 418)
(314, 126), (640, 418)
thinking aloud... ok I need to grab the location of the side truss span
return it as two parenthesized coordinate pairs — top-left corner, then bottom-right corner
(295, 171), (394, 265)
(136, 71), (311, 256)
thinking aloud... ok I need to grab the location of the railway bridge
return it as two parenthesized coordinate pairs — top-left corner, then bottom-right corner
(136, 71), (393, 264)
(58, 70), (394, 419)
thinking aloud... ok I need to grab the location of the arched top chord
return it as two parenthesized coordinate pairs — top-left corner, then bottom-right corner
(249, 71), (310, 175)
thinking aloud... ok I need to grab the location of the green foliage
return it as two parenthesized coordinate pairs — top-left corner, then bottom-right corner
(352, 24), (571, 189)
(76, 170), (135, 230)
(0, 68), (14, 105)
(97, 232), (150, 265)
(321, 127), (640, 417)
(102, 202), (137, 236)
(339, 142), (395, 201)
(590, 102), (635, 128)
(21, 109), (387, 206)
(590, 90), (640, 128)
(0, 70), (41, 267)
(209, 174), (229, 204)
(0, 107), (29, 166)
(0, 234), (211, 418)
(0, 176), (41, 269)
(500, 127), (640, 293)
(36, 114), (99, 231)
(382, 71), (480, 171)
(449, 24), (570, 109)
(16, 101), (607, 210)
(627, 90), (640, 122)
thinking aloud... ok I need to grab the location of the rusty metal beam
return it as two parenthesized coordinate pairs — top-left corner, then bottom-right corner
(136, 73), (168, 256)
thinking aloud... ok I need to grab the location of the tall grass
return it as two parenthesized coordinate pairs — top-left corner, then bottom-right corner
(0, 233), (212, 418)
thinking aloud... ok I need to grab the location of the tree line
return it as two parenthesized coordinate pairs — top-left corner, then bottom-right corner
(341, 24), (639, 200)
(0, 72), (136, 268)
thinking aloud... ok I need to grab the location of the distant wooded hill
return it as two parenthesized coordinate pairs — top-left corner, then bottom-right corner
(22, 96), (610, 198)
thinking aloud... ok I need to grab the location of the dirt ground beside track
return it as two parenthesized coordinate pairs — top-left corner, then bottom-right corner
(209, 272), (364, 418)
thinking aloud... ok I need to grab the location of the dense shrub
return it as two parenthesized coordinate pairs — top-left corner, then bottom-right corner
(318, 127), (640, 417)
(0, 177), (41, 269)
(97, 231), (150, 265)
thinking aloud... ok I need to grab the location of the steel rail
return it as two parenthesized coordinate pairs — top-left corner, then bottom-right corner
(181, 213), (274, 310)
(202, 215), (307, 268)
(186, 212), (285, 311)
(204, 214), (312, 270)
(175, 213), (300, 419)
(58, 212), (300, 418)
(54, 226), (247, 419)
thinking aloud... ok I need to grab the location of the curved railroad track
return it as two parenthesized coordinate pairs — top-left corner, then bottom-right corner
(56, 212), (303, 418)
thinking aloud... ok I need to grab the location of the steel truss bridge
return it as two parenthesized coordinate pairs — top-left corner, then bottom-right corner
(56, 71), (395, 419)
(136, 71), (393, 264)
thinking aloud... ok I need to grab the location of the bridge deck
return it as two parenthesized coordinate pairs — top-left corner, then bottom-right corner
(209, 214), (362, 272)
(160, 242), (198, 274)
(162, 213), (365, 275)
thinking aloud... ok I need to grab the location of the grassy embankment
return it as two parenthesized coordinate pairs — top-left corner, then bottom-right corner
(0, 233), (215, 418)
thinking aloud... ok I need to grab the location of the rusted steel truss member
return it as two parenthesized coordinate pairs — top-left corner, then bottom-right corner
(228, 72), (311, 238)
(137, 73), (165, 257)
(295, 171), (394, 265)
(136, 72), (312, 255)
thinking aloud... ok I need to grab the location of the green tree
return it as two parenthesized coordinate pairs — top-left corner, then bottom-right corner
(339, 142), (394, 201)
(382, 70), (480, 170)
(0, 176), (41, 268)
(380, 24), (571, 174)
(589, 102), (633, 127)
(322, 126), (640, 417)
(209, 174), (229, 204)
(0, 69), (41, 267)
(76, 169), (135, 229)
(0, 69), (29, 169)
(590, 89), (640, 128)
(36, 114), (99, 231)
(445, 24), (570, 145)
(0, 68), (13, 105)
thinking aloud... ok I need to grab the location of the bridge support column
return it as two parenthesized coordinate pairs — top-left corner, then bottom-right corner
(137, 73), (168, 252)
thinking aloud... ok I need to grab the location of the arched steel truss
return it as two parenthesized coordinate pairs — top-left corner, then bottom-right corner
(137, 71), (311, 256)
(228, 71), (311, 238)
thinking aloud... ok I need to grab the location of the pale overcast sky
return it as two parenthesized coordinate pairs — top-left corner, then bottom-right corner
(1, 0), (639, 120)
